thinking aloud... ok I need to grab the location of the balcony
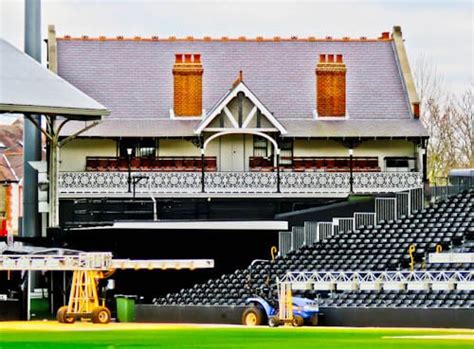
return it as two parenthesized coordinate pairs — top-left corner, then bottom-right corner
(58, 170), (423, 198)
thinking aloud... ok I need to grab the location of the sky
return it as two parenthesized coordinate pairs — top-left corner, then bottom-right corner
(0, 0), (472, 95)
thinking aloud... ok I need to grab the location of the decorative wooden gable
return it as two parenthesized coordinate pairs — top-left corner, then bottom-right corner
(195, 81), (287, 135)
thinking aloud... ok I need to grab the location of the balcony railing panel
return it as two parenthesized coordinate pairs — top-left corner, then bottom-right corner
(205, 172), (277, 193)
(59, 171), (202, 194)
(353, 172), (423, 193)
(59, 171), (423, 196)
(280, 172), (350, 193)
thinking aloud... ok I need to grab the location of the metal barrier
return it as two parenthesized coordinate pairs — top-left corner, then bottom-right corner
(278, 231), (292, 257)
(428, 176), (472, 203)
(303, 222), (318, 246)
(410, 187), (424, 213)
(396, 192), (409, 219)
(277, 186), (447, 258)
(333, 218), (354, 234)
(354, 212), (376, 228)
(375, 197), (397, 222)
(291, 226), (305, 250)
(317, 222), (333, 242)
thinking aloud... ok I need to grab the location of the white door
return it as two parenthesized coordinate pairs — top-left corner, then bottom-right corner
(220, 135), (245, 171)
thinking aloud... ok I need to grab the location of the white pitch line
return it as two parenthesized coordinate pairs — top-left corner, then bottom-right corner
(384, 335), (474, 340)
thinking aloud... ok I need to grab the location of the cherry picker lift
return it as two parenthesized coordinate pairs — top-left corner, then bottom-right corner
(0, 251), (213, 323)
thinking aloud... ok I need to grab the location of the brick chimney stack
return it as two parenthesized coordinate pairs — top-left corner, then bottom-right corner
(173, 53), (203, 116)
(316, 54), (347, 117)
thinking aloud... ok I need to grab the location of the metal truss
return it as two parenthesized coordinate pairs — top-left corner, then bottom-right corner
(0, 252), (214, 271)
(280, 270), (474, 291)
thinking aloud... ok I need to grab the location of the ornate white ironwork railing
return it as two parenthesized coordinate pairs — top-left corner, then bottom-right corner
(58, 171), (423, 196)
(353, 172), (423, 193)
(58, 171), (202, 194)
(205, 172), (277, 193)
(280, 172), (349, 194)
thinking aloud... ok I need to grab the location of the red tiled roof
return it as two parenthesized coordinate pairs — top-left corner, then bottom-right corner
(0, 154), (18, 182)
(0, 119), (23, 182)
(0, 118), (22, 149)
(57, 33), (392, 43)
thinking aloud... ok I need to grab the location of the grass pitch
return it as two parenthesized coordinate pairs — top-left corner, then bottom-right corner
(0, 322), (472, 349)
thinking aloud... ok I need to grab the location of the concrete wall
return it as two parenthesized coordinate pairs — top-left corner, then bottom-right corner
(60, 139), (117, 171)
(135, 305), (474, 328)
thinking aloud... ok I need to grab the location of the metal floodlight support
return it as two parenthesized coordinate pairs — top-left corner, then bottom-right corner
(26, 115), (101, 227)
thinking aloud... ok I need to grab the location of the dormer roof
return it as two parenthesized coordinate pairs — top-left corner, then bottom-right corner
(195, 80), (287, 134)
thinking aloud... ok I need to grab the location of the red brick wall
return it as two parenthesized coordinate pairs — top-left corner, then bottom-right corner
(173, 54), (203, 116)
(316, 54), (346, 117)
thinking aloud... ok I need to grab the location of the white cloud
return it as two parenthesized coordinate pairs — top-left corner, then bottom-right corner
(0, 0), (471, 94)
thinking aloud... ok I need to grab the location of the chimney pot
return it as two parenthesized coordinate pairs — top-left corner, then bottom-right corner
(336, 54), (343, 63)
(184, 54), (192, 63)
(319, 54), (326, 63)
(327, 54), (335, 63)
(380, 32), (390, 39)
(393, 26), (402, 36)
(175, 54), (183, 63)
(193, 54), (201, 63)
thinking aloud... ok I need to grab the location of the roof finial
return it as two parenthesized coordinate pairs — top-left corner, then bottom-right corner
(232, 70), (244, 88)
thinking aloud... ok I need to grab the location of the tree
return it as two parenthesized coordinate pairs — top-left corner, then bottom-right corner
(414, 55), (473, 182)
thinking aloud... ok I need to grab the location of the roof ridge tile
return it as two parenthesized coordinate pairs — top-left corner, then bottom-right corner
(57, 34), (393, 42)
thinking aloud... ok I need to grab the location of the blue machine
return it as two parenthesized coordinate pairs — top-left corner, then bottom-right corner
(242, 296), (319, 327)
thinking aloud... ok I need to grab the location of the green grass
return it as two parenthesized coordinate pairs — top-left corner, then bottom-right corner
(0, 327), (472, 349)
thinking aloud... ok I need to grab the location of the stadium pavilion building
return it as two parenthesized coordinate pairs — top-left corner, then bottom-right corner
(45, 26), (432, 300)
